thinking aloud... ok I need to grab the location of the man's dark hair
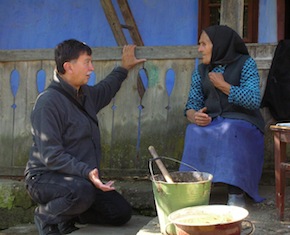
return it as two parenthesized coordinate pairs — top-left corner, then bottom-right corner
(55, 39), (92, 74)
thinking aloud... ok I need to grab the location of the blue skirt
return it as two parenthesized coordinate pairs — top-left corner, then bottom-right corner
(179, 117), (264, 202)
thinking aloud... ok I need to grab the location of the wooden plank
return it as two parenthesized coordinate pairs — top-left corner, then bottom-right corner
(106, 66), (142, 168)
(11, 62), (31, 167)
(0, 46), (199, 61)
(117, 0), (144, 46)
(136, 60), (188, 165)
(0, 49), (54, 62)
(0, 44), (277, 62)
(100, 0), (127, 46)
(0, 63), (15, 167)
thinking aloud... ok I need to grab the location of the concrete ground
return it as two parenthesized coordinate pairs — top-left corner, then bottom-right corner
(2, 185), (290, 235)
(0, 215), (152, 235)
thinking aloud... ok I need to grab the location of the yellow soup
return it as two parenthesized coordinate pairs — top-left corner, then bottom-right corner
(175, 214), (234, 226)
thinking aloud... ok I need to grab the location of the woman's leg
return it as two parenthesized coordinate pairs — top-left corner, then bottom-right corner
(227, 184), (245, 207)
(228, 184), (243, 194)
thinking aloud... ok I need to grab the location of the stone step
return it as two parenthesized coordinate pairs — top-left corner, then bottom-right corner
(0, 178), (156, 230)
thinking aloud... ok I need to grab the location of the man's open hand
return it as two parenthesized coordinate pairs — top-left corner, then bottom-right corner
(89, 168), (115, 192)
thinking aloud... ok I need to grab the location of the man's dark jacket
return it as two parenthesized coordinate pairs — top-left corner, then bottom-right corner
(25, 67), (128, 179)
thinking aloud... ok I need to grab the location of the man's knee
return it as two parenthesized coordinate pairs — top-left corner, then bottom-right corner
(70, 180), (96, 210)
(110, 203), (132, 226)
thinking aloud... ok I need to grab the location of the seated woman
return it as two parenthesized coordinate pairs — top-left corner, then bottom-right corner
(179, 25), (265, 207)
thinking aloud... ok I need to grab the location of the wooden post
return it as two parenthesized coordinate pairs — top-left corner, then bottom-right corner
(220, 0), (244, 37)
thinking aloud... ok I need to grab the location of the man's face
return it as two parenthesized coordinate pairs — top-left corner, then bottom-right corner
(198, 31), (213, 65)
(67, 52), (94, 89)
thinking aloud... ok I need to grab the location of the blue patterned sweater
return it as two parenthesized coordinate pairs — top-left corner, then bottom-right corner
(185, 57), (261, 113)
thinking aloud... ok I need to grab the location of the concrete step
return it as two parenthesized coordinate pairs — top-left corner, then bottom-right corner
(0, 178), (156, 230)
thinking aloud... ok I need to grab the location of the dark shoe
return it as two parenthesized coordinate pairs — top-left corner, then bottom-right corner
(227, 193), (246, 208)
(58, 220), (79, 234)
(34, 214), (61, 235)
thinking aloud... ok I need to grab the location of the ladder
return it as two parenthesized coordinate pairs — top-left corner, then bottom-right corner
(100, 0), (144, 46)
(100, 0), (146, 99)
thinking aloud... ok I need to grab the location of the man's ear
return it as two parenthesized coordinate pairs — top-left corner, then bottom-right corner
(63, 62), (73, 74)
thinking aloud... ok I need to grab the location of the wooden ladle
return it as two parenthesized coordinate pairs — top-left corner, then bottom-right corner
(148, 146), (174, 183)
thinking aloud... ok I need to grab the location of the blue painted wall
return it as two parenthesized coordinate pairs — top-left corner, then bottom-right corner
(258, 0), (277, 43)
(0, 0), (198, 49)
(0, 0), (278, 50)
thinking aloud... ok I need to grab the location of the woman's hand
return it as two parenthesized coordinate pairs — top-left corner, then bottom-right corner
(89, 168), (115, 192)
(186, 107), (212, 126)
(208, 72), (231, 95)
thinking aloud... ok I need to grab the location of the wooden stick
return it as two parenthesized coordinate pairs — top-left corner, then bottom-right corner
(148, 146), (174, 183)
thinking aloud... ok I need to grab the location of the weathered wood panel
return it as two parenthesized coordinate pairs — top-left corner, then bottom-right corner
(0, 44), (277, 176)
(1, 62), (15, 169)
(0, 46), (201, 62)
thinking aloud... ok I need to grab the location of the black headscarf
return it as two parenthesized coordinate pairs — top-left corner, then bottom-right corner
(203, 25), (249, 69)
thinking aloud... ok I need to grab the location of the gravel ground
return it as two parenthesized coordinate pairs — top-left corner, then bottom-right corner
(138, 185), (290, 235)
(241, 186), (290, 234)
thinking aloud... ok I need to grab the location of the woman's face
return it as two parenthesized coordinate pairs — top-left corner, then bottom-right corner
(198, 31), (213, 64)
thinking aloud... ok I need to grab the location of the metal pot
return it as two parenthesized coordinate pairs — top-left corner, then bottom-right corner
(167, 205), (254, 235)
